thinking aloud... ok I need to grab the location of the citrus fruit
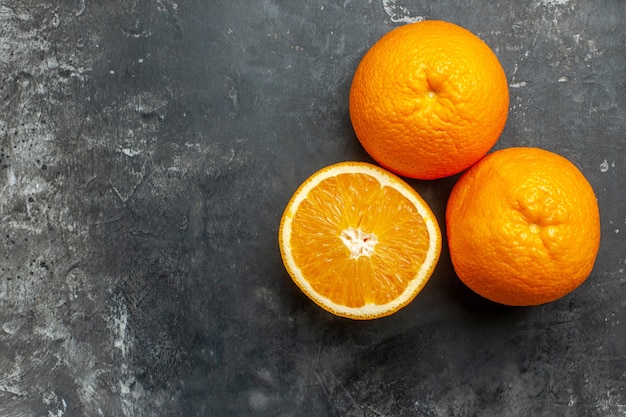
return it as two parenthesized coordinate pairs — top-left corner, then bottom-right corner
(349, 20), (509, 179)
(446, 147), (601, 306)
(279, 162), (442, 319)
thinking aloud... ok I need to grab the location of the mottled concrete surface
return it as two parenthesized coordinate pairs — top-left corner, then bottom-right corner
(0, 0), (624, 416)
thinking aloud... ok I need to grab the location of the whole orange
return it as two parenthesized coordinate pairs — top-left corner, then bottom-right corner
(349, 20), (509, 179)
(446, 147), (601, 306)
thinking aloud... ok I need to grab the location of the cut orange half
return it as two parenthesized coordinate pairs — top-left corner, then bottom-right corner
(279, 162), (442, 319)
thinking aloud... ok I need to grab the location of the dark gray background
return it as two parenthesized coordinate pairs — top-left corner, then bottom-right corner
(0, 0), (624, 416)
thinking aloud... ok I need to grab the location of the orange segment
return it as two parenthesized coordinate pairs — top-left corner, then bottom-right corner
(279, 162), (442, 319)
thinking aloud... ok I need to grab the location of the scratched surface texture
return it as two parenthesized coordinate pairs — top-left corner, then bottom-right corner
(0, 0), (624, 416)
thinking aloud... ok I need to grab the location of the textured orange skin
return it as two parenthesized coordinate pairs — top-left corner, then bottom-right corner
(446, 147), (601, 306)
(349, 20), (509, 179)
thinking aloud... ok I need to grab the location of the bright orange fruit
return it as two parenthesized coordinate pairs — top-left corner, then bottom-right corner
(349, 20), (509, 179)
(446, 147), (601, 306)
(279, 162), (442, 319)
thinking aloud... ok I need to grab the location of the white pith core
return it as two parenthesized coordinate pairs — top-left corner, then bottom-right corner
(340, 227), (378, 258)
